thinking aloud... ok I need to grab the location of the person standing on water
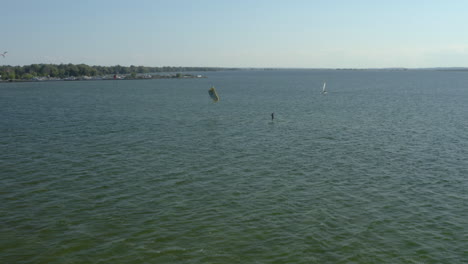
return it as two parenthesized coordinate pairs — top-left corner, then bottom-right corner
(271, 113), (274, 120)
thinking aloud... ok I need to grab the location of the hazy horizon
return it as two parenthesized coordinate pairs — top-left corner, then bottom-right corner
(2, 64), (468, 70)
(1, 0), (468, 68)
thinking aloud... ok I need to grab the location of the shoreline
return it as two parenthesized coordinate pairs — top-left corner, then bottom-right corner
(0, 73), (206, 84)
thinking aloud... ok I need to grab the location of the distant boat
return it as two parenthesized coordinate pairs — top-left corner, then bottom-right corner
(321, 82), (327, 95)
(208, 86), (220, 102)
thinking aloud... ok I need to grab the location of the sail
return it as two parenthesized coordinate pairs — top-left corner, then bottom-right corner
(208, 86), (220, 102)
(322, 82), (327, 94)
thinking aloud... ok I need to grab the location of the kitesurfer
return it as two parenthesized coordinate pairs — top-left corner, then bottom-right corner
(271, 113), (274, 120)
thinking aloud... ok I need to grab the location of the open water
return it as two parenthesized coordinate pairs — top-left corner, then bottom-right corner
(1, 70), (467, 263)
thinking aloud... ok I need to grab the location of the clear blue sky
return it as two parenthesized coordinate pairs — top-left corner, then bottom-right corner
(1, 0), (467, 68)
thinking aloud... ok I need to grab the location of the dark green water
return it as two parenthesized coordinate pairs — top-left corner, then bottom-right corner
(1, 70), (467, 263)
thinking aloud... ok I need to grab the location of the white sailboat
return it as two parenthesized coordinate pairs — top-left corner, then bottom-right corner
(321, 82), (327, 95)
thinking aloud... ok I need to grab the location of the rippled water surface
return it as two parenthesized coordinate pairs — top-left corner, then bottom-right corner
(1, 70), (468, 263)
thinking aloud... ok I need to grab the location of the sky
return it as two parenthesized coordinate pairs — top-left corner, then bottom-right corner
(1, 0), (468, 68)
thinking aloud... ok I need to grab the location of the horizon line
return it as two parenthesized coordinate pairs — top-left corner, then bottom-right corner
(1, 63), (468, 70)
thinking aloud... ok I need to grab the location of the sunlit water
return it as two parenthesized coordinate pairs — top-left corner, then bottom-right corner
(1, 70), (467, 263)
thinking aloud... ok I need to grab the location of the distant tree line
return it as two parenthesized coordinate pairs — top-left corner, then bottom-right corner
(0, 64), (233, 80)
